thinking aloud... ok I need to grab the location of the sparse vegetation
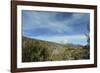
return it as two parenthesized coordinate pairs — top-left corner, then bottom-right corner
(22, 36), (90, 62)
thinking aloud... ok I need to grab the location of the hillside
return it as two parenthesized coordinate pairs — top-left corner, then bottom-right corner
(22, 36), (90, 62)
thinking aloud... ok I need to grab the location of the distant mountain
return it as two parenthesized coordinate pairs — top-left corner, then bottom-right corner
(22, 36), (69, 50)
(65, 43), (83, 48)
(22, 36), (83, 49)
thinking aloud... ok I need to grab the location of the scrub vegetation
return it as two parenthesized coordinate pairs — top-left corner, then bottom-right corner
(22, 36), (90, 62)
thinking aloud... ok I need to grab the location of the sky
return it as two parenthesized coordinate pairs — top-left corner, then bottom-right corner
(22, 10), (90, 45)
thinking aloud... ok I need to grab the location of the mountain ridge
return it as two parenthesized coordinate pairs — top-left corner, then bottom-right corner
(22, 36), (83, 49)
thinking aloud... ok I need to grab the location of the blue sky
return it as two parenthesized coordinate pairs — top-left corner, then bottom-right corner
(22, 10), (90, 45)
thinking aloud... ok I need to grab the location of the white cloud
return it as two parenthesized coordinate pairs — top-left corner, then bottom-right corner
(23, 11), (89, 35)
(23, 11), (72, 32)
